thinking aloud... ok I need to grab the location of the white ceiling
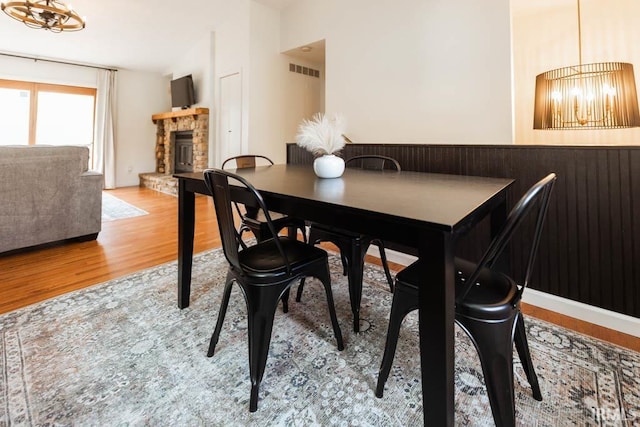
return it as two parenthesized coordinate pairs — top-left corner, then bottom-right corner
(0, 0), (297, 73)
(0, 0), (566, 74)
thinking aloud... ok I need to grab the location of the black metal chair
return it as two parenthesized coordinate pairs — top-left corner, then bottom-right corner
(297, 155), (401, 332)
(375, 173), (556, 427)
(222, 155), (307, 244)
(203, 168), (344, 412)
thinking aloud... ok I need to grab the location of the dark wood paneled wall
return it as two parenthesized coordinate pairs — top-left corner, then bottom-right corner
(287, 143), (640, 319)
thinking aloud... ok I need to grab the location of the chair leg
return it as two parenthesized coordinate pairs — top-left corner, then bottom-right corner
(346, 238), (369, 333)
(457, 314), (517, 427)
(241, 282), (289, 412)
(307, 226), (320, 247)
(298, 229), (350, 302)
(340, 253), (348, 276)
(306, 226), (369, 333)
(375, 283), (418, 398)
(296, 226), (322, 302)
(291, 224), (307, 243)
(295, 278), (305, 302)
(514, 313), (543, 401)
(374, 240), (394, 292)
(281, 289), (290, 313)
(251, 226), (264, 242)
(282, 274), (311, 311)
(315, 263), (344, 351)
(207, 275), (235, 357)
(286, 224), (306, 243)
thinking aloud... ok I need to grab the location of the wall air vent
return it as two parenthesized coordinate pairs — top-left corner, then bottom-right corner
(289, 63), (320, 78)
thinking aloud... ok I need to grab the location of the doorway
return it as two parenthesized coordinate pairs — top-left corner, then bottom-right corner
(219, 72), (242, 164)
(282, 39), (326, 143)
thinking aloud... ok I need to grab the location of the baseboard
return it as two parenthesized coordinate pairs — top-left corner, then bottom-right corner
(522, 289), (640, 338)
(376, 247), (640, 339)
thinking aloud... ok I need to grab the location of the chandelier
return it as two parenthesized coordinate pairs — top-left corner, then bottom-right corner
(1, 0), (85, 32)
(533, 0), (640, 129)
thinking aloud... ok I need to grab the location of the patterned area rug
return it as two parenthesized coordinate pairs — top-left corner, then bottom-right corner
(1, 249), (639, 426)
(101, 192), (148, 222)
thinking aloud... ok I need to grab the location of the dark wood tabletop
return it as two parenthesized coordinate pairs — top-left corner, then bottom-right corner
(177, 164), (512, 236)
(174, 165), (514, 426)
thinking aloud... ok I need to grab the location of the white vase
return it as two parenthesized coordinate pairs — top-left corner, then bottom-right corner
(313, 154), (345, 178)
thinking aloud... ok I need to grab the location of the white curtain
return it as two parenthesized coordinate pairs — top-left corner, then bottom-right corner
(93, 69), (117, 189)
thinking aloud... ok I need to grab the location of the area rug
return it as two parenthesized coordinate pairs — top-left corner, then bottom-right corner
(101, 192), (148, 222)
(1, 249), (639, 426)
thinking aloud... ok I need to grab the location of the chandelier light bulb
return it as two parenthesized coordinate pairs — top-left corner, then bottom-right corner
(603, 84), (616, 97)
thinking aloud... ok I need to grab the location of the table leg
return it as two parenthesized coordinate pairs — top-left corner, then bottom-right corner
(490, 197), (510, 274)
(490, 198), (507, 237)
(178, 179), (196, 309)
(418, 231), (455, 426)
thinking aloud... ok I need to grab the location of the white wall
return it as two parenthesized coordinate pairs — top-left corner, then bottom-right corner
(281, 55), (324, 144)
(512, 0), (640, 145)
(115, 70), (169, 187)
(208, 0), (321, 166)
(167, 0), (288, 168)
(280, 0), (514, 144)
(213, 1), (251, 167)
(0, 55), (97, 86)
(167, 32), (217, 167)
(170, 37), (212, 111)
(248, 1), (288, 163)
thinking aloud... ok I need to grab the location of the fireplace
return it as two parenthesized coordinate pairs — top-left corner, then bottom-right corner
(150, 108), (209, 175)
(139, 108), (209, 195)
(173, 131), (193, 173)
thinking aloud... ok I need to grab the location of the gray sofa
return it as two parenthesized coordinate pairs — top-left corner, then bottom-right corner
(0, 145), (103, 254)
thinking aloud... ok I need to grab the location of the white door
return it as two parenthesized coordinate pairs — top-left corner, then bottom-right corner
(219, 73), (242, 164)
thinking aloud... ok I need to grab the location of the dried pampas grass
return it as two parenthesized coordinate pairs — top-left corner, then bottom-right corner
(296, 113), (346, 156)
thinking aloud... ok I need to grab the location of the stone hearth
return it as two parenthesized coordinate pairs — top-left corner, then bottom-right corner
(139, 108), (209, 195)
(138, 172), (179, 196)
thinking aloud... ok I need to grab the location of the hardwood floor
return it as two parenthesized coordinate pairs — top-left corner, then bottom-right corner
(1, 186), (638, 353)
(0, 186), (218, 314)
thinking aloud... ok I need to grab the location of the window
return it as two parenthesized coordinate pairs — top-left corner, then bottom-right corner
(0, 79), (96, 147)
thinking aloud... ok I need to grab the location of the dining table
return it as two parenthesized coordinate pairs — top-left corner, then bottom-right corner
(174, 164), (514, 426)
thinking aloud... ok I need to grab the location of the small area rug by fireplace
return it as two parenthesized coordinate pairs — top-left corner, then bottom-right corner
(1, 249), (638, 425)
(101, 192), (148, 222)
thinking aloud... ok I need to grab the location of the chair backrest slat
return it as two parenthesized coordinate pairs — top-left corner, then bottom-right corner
(222, 155), (274, 170)
(456, 173), (557, 303)
(346, 155), (401, 171)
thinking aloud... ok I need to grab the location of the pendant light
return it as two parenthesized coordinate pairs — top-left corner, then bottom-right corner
(533, 0), (640, 129)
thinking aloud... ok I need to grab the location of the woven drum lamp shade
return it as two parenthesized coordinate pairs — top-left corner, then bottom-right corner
(534, 62), (640, 129)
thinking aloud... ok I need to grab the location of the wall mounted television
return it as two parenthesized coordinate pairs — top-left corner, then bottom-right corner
(170, 74), (196, 109)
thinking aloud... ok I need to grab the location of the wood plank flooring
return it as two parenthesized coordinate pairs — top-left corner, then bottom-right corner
(1, 186), (638, 353)
(0, 186), (218, 314)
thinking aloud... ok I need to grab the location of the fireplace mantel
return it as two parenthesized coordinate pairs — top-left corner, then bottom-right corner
(151, 108), (209, 124)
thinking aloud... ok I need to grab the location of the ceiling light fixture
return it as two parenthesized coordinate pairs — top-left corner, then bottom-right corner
(300, 46), (312, 53)
(1, 0), (85, 33)
(533, 0), (640, 129)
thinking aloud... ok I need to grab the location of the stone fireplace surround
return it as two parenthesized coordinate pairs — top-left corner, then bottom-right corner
(139, 108), (209, 195)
